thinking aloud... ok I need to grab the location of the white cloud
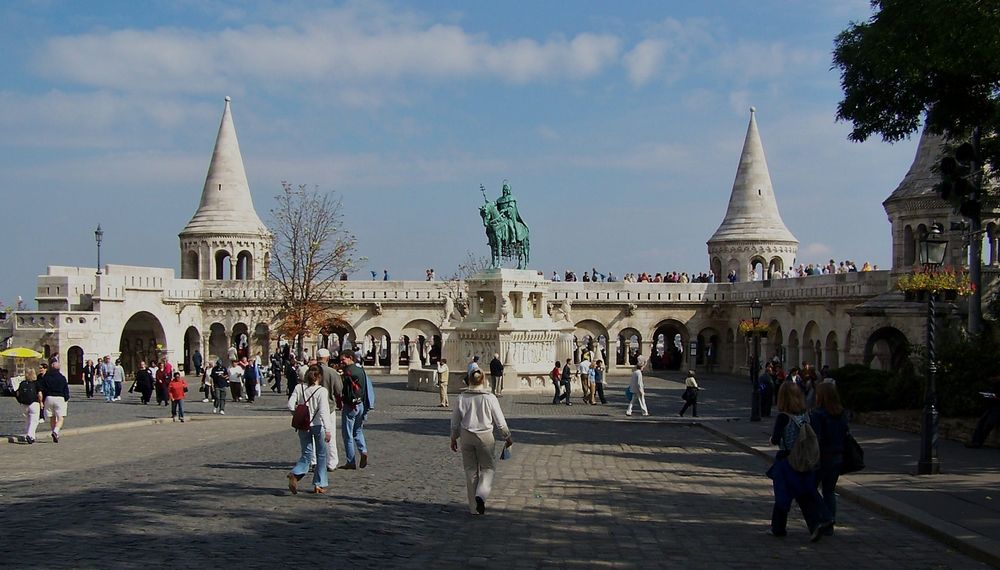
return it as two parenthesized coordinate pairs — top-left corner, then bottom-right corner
(33, 8), (622, 92)
(623, 39), (667, 86)
(536, 125), (560, 141)
(801, 242), (833, 259)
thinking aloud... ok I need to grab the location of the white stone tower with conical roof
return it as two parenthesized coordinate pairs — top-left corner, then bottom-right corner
(179, 97), (272, 281)
(707, 108), (798, 281)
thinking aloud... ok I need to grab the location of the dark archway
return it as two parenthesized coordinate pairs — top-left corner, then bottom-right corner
(363, 328), (391, 367)
(232, 323), (250, 360)
(119, 311), (167, 376)
(618, 329), (642, 366)
(215, 250), (232, 280)
(651, 321), (688, 371)
(184, 326), (201, 374)
(236, 251), (253, 280)
(67, 345), (84, 384)
(864, 327), (910, 372)
(209, 323), (228, 364)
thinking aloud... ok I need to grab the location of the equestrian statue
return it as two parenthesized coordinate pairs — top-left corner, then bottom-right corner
(479, 180), (531, 269)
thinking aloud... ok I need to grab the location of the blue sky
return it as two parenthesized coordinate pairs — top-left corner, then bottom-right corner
(0, 0), (918, 307)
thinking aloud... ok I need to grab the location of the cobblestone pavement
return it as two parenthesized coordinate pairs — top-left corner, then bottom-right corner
(0, 377), (985, 569)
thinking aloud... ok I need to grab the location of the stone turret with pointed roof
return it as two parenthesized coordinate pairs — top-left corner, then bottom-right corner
(179, 97), (272, 281)
(881, 130), (997, 272)
(707, 108), (798, 281)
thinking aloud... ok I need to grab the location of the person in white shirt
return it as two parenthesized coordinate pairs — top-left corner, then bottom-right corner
(228, 361), (245, 402)
(286, 366), (334, 495)
(577, 357), (592, 404)
(450, 369), (512, 515)
(466, 355), (481, 385)
(626, 356), (649, 416)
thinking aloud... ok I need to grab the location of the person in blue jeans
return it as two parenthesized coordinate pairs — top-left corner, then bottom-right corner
(339, 352), (369, 469)
(286, 367), (334, 494)
(810, 383), (849, 533)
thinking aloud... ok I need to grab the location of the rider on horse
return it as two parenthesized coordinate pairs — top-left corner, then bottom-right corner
(495, 181), (527, 245)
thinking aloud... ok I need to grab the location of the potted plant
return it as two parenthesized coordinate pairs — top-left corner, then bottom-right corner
(895, 267), (974, 301)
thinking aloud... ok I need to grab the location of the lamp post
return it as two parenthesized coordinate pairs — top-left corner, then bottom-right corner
(95, 224), (104, 275)
(917, 223), (947, 475)
(749, 297), (763, 422)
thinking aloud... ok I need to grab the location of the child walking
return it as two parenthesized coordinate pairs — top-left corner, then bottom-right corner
(168, 372), (189, 422)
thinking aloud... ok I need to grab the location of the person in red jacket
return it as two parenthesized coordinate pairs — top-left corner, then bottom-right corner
(168, 372), (189, 422)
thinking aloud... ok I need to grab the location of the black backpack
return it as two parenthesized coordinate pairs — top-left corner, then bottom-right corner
(15, 380), (37, 405)
(342, 369), (364, 407)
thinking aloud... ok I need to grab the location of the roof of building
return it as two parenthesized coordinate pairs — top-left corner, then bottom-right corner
(708, 108), (797, 245)
(180, 97), (269, 237)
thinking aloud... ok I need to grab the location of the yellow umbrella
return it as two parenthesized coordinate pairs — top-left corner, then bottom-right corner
(0, 347), (43, 358)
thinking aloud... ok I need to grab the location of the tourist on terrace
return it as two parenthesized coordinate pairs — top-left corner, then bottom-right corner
(135, 361), (154, 404)
(38, 357), (70, 443)
(228, 359), (245, 402)
(679, 369), (700, 418)
(18, 368), (40, 444)
(593, 360), (607, 404)
(550, 361), (562, 404)
(767, 382), (832, 541)
(810, 383), (849, 534)
(168, 371), (188, 422)
(83, 359), (96, 399)
(625, 356), (649, 417)
(560, 360), (573, 405)
(436, 358), (450, 407)
(210, 359), (229, 414)
(286, 366), (334, 495)
(450, 369), (512, 515)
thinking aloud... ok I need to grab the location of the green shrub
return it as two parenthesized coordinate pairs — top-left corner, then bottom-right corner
(831, 364), (913, 412)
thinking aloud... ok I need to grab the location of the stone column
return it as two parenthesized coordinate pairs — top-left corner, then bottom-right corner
(606, 338), (619, 374)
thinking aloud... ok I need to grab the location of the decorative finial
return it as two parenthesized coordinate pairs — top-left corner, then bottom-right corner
(225, 96), (231, 102)
(750, 106), (756, 114)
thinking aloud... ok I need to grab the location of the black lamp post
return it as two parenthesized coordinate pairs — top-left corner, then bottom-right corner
(917, 223), (947, 475)
(95, 224), (104, 275)
(749, 297), (763, 422)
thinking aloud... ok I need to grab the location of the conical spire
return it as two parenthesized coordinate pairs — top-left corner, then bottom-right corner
(180, 96), (269, 236)
(883, 129), (948, 205)
(708, 108), (797, 245)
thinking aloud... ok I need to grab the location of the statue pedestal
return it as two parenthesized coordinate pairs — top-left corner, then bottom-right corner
(441, 268), (573, 393)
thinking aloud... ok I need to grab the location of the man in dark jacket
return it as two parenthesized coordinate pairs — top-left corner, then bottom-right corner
(968, 376), (1000, 448)
(38, 357), (70, 443)
(209, 359), (229, 414)
(489, 353), (504, 397)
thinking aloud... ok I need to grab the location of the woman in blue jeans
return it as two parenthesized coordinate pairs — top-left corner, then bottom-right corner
(810, 383), (849, 532)
(768, 382), (833, 541)
(287, 367), (334, 494)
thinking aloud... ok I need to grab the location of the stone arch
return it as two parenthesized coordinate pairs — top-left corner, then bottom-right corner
(864, 327), (910, 371)
(215, 249), (232, 280)
(650, 319), (689, 371)
(802, 321), (821, 368)
(787, 329), (800, 368)
(183, 250), (199, 279)
(696, 327), (722, 370)
(825, 331), (840, 369)
(766, 320), (784, 364)
(67, 345), (84, 384)
(403, 319), (443, 367)
(253, 323), (270, 360)
(232, 322), (250, 360)
(574, 319), (610, 365)
(319, 318), (356, 355)
(362, 327), (392, 367)
(618, 328), (642, 366)
(727, 258), (741, 281)
(903, 225), (915, 266)
(184, 326), (201, 374)
(711, 257), (723, 281)
(119, 311), (167, 376)
(235, 250), (254, 280)
(749, 255), (767, 281)
(769, 257), (784, 278)
(208, 322), (228, 364)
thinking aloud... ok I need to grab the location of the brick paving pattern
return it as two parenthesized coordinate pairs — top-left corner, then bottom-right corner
(0, 376), (984, 568)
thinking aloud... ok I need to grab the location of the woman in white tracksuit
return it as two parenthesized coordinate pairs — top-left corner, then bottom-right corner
(626, 356), (649, 416)
(450, 370), (513, 515)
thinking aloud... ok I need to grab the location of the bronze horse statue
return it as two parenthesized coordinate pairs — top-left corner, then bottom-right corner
(480, 201), (530, 269)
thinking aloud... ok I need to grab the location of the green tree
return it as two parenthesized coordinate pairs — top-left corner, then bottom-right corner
(833, 0), (1000, 334)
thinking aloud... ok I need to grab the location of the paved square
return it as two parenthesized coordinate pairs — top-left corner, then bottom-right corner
(0, 378), (984, 569)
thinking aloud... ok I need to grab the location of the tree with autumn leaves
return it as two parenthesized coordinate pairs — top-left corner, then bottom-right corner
(267, 183), (362, 355)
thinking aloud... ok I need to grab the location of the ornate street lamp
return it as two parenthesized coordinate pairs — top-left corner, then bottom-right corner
(95, 224), (104, 275)
(749, 297), (763, 422)
(918, 223), (946, 475)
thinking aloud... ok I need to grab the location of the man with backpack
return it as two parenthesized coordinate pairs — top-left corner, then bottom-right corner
(16, 369), (42, 444)
(38, 357), (71, 443)
(339, 351), (369, 470)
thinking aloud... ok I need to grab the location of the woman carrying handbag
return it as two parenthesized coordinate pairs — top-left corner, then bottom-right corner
(810, 383), (851, 534)
(286, 366), (334, 495)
